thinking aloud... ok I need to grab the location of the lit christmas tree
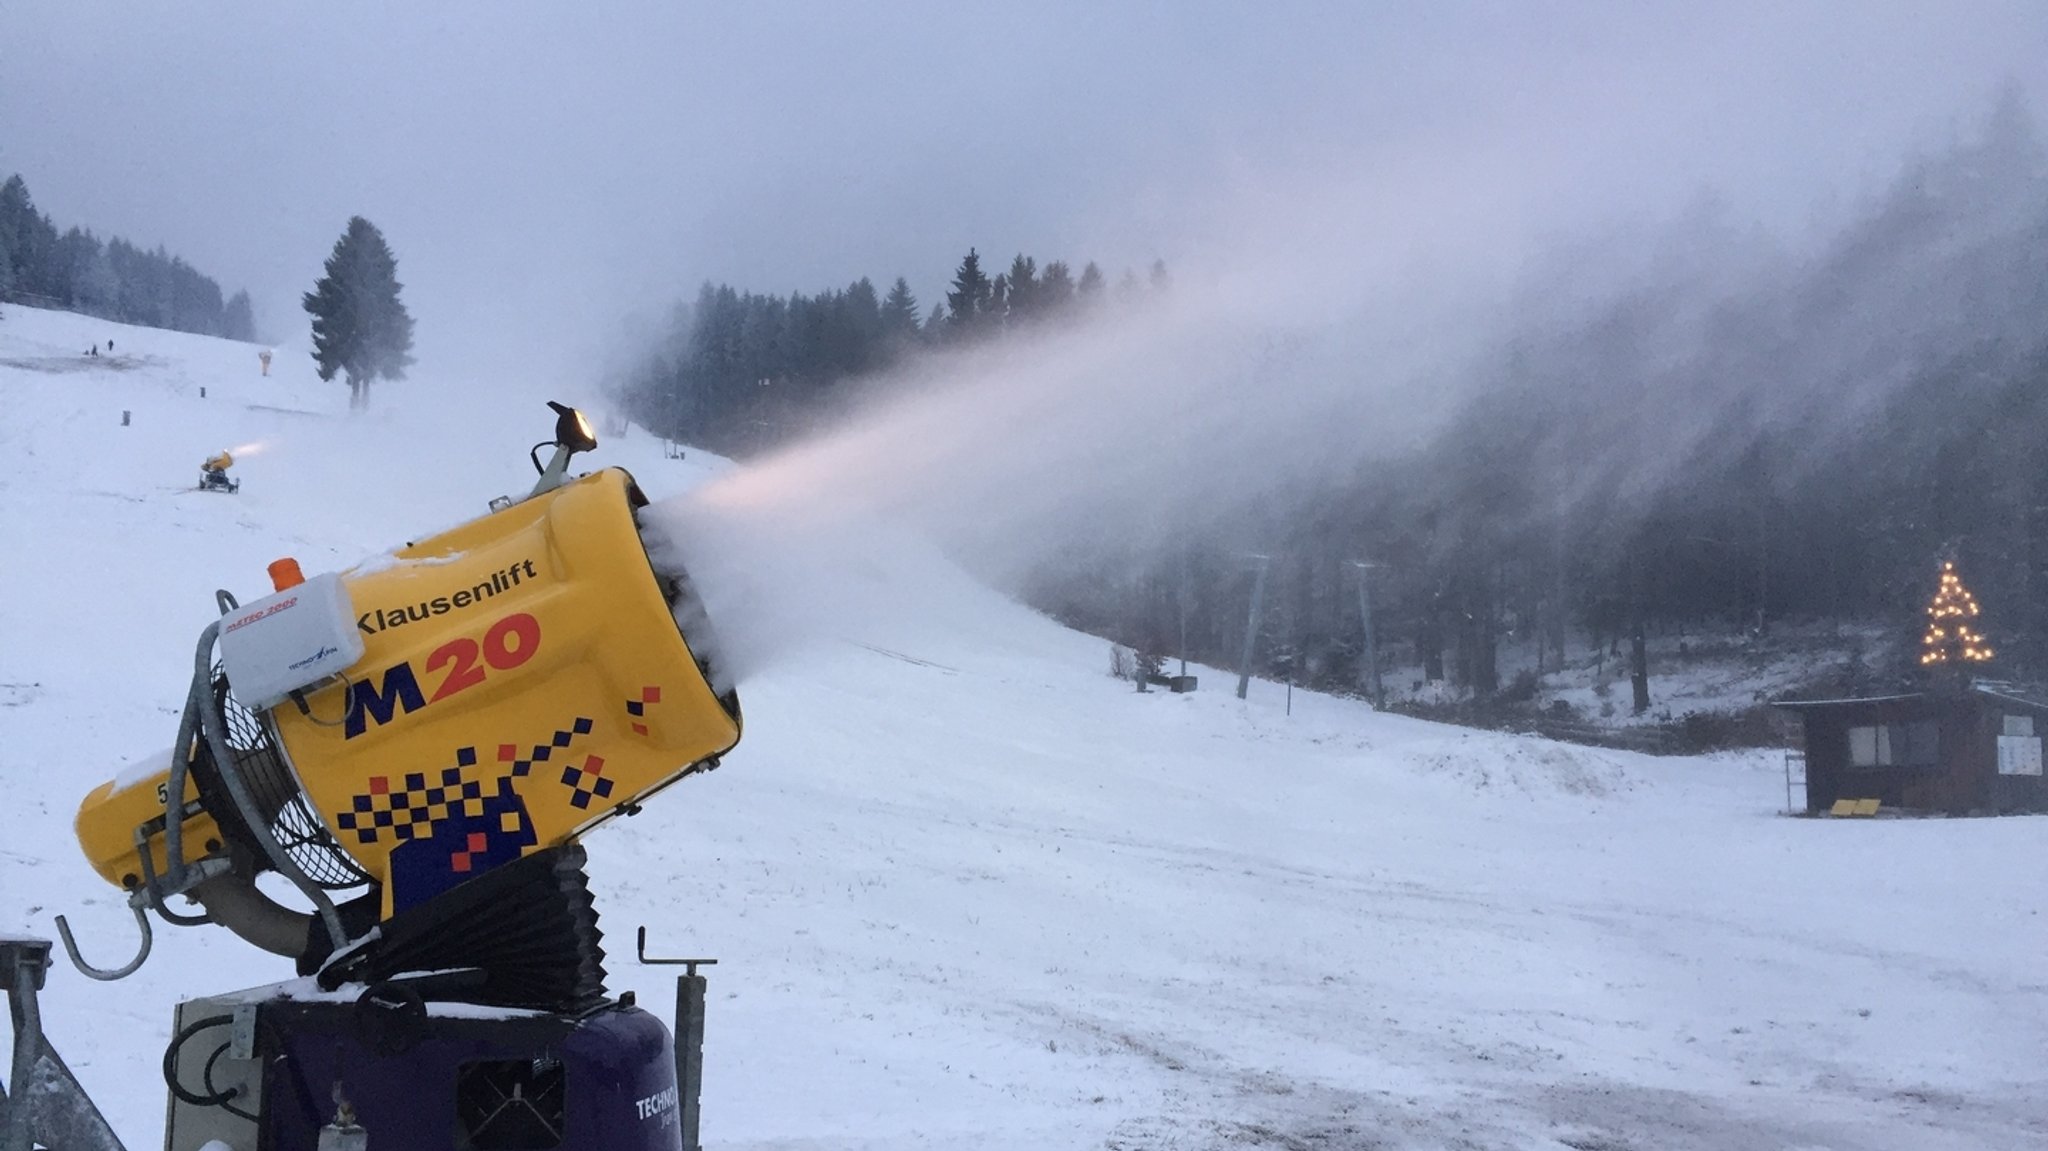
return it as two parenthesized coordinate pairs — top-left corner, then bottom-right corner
(1920, 559), (1994, 666)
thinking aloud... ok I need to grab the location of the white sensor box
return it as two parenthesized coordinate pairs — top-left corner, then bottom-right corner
(217, 573), (364, 711)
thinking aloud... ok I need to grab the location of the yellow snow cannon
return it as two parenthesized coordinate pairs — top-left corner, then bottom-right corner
(67, 402), (740, 1000)
(198, 449), (238, 493)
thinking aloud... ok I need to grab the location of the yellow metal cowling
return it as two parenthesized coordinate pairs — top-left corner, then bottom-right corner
(75, 762), (224, 892)
(274, 466), (739, 921)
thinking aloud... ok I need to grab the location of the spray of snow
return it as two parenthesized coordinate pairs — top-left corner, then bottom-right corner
(638, 94), (2048, 686)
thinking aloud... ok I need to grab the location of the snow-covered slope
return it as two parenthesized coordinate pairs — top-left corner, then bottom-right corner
(2, 305), (2045, 1151)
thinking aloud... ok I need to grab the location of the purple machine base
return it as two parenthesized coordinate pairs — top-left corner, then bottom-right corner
(254, 996), (681, 1150)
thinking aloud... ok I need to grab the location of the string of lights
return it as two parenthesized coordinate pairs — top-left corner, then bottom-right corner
(1921, 559), (1994, 665)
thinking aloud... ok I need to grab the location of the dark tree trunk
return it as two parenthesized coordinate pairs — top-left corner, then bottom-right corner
(1629, 556), (1650, 715)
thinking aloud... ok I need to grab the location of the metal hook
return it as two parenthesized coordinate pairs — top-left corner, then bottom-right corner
(636, 926), (717, 976)
(54, 900), (154, 982)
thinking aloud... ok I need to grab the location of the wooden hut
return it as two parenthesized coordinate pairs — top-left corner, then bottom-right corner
(1775, 680), (2048, 815)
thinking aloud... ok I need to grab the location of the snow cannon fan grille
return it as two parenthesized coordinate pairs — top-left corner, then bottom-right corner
(199, 666), (372, 890)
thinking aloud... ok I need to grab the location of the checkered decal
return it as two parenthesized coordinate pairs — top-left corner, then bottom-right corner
(334, 714), (596, 914)
(559, 754), (614, 810)
(335, 744), (498, 848)
(496, 716), (596, 778)
(625, 685), (661, 736)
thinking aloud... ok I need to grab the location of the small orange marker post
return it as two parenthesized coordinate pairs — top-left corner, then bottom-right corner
(268, 557), (305, 592)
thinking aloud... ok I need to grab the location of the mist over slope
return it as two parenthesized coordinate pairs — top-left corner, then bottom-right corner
(616, 95), (2048, 709)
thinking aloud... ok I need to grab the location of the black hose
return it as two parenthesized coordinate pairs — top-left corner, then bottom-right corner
(202, 1040), (260, 1123)
(162, 1013), (239, 1108)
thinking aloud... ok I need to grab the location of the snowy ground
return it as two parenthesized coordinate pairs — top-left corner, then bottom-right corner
(1379, 624), (1890, 729)
(2, 305), (2045, 1150)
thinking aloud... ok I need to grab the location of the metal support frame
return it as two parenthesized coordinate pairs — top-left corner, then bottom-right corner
(638, 927), (714, 1151)
(2, 936), (127, 1151)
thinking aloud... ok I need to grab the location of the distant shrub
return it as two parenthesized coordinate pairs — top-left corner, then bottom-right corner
(1502, 668), (1540, 703)
(1109, 643), (1135, 681)
(1671, 706), (1785, 753)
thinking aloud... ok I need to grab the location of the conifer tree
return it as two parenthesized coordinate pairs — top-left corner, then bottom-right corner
(1039, 260), (1076, 313)
(880, 276), (921, 341)
(1004, 253), (1038, 319)
(222, 290), (256, 342)
(989, 273), (1010, 322)
(302, 217), (415, 411)
(945, 247), (993, 338)
(1077, 261), (1105, 302)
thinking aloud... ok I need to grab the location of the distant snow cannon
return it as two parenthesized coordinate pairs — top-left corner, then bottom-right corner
(56, 400), (742, 1149)
(198, 449), (238, 493)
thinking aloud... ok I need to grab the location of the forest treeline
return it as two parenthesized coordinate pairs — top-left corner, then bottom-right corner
(618, 249), (1163, 456)
(622, 96), (2048, 712)
(1051, 95), (2048, 708)
(0, 173), (255, 341)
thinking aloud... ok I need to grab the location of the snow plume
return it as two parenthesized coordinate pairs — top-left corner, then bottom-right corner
(642, 89), (2048, 682)
(636, 139), (1567, 678)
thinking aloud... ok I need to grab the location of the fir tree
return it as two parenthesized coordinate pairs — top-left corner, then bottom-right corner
(0, 176), (57, 300)
(222, 290), (256, 342)
(302, 217), (415, 411)
(1039, 260), (1076, 313)
(945, 247), (993, 338)
(880, 276), (921, 342)
(989, 273), (1010, 322)
(1077, 260), (1105, 302)
(1004, 253), (1038, 320)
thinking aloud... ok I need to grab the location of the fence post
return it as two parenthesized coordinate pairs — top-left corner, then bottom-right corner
(676, 965), (707, 1151)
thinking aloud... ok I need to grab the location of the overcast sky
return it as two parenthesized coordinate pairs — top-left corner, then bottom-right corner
(4, 3), (2047, 384)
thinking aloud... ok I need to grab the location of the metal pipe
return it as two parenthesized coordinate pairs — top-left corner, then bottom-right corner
(190, 872), (313, 959)
(190, 619), (349, 952)
(160, 625), (219, 894)
(1235, 555), (1270, 701)
(1351, 561), (1384, 709)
